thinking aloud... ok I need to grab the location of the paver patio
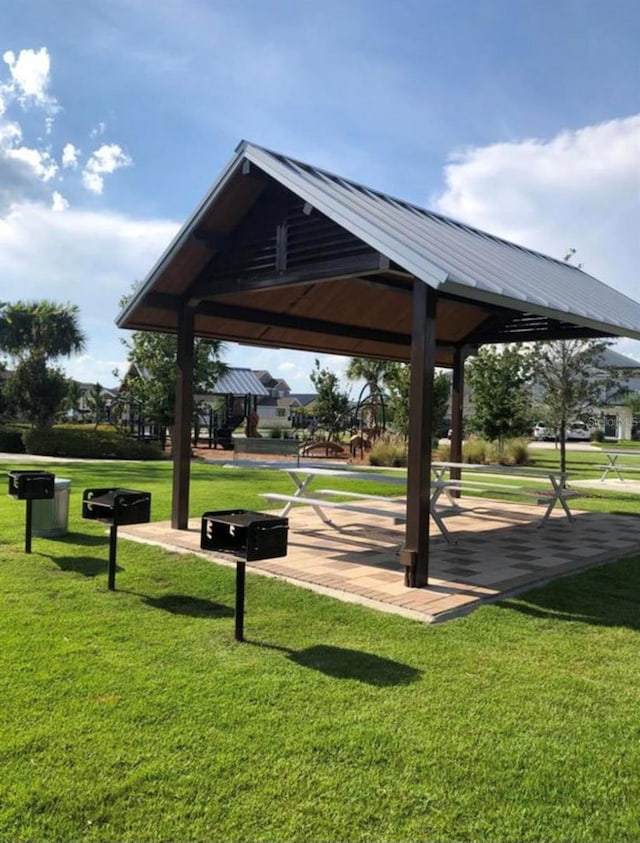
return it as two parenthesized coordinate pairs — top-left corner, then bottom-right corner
(119, 498), (640, 622)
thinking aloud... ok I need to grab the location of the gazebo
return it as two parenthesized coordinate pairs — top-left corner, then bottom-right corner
(117, 141), (640, 588)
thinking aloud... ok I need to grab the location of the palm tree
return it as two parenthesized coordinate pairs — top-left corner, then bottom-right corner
(345, 358), (393, 437)
(0, 300), (86, 429)
(85, 382), (107, 429)
(61, 378), (83, 421)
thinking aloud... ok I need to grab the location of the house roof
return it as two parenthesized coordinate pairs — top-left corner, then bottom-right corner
(208, 367), (269, 396)
(289, 393), (318, 407)
(599, 348), (640, 369)
(117, 141), (640, 367)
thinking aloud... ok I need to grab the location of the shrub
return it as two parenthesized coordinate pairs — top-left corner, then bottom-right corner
(269, 428), (283, 439)
(23, 427), (164, 460)
(463, 437), (488, 464)
(434, 441), (451, 461)
(368, 434), (408, 467)
(0, 426), (26, 453)
(591, 428), (605, 443)
(504, 437), (530, 465)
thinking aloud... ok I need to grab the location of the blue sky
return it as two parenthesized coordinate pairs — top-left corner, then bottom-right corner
(1, 0), (639, 390)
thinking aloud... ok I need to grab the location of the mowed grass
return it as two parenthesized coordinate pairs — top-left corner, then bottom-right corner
(1, 456), (640, 842)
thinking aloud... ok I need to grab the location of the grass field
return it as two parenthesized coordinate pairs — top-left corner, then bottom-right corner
(1, 452), (639, 842)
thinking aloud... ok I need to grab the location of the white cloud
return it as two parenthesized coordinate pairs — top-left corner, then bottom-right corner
(62, 142), (79, 168)
(6, 144), (58, 181)
(90, 122), (106, 139)
(51, 190), (68, 211)
(0, 199), (178, 377)
(82, 143), (132, 194)
(432, 114), (640, 359)
(2, 48), (57, 112)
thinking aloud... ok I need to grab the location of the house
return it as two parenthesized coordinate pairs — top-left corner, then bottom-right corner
(595, 348), (640, 439)
(253, 371), (318, 431)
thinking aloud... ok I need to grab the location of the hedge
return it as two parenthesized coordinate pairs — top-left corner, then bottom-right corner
(0, 426), (27, 453)
(22, 427), (164, 460)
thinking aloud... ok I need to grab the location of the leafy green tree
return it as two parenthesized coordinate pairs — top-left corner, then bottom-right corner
(385, 363), (450, 442)
(309, 360), (352, 440)
(345, 358), (393, 434)
(3, 356), (69, 429)
(0, 300), (86, 429)
(532, 339), (614, 473)
(466, 345), (533, 447)
(119, 331), (226, 436)
(85, 382), (107, 428)
(61, 379), (83, 421)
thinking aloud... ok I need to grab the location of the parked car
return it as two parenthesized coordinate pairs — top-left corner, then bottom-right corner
(532, 421), (592, 441)
(566, 422), (592, 441)
(532, 422), (552, 441)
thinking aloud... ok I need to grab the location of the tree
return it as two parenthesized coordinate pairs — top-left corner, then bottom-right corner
(119, 330), (226, 436)
(85, 382), (107, 428)
(0, 300), (86, 429)
(61, 379), (83, 421)
(466, 345), (533, 447)
(309, 360), (352, 440)
(3, 356), (68, 429)
(385, 363), (450, 441)
(532, 339), (614, 473)
(345, 357), (394, 436)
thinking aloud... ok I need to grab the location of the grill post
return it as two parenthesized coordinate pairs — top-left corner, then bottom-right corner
(235, 560), (246, 642)
(25, 499), (33, 554)
(108, 524), (118, 591)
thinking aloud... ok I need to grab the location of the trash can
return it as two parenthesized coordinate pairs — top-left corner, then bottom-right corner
(32, 478), (71, 537)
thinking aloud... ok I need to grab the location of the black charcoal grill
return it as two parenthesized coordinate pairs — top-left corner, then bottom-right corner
(7, 470), (55, 553)
(82, 488), (151, 590)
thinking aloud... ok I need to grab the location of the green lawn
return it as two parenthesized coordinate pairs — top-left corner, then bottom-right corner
(1, 455), (639, 842)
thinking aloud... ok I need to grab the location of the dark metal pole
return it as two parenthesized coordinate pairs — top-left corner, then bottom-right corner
(25, 499), (33, 554)
(400, 281), (437, 588)
(450, 346), (465, 494)
(172, 303), (195, 530)
(108, 524), (118, 591)
(235, 560), (246, 642)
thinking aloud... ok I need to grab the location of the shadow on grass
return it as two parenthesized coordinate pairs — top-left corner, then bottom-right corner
(46, 531), (110, 548)
(497, 556), (640, 631)
(254, 641), (421, 687)
(38, 531), (113, 577)
(141, 593), (234, 619)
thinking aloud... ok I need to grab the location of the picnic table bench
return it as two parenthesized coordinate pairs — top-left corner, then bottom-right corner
(597, 450), (640, 481)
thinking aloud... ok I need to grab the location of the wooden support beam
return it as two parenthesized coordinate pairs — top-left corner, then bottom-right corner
(197, 300), (413, 347)
(400, 281), (437, 588)
(171, 303), (195, 530)
(187, 252), (390, 301)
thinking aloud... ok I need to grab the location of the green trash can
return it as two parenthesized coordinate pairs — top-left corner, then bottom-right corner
(32, 477), (71, 537)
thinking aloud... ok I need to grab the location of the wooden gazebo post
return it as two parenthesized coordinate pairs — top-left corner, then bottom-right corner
(400, 281), (437, 587)
(172, 302), (195, 529)
(448, 345), (466, 490)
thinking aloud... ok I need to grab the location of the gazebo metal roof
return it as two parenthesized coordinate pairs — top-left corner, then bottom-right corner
(118, 140), (640, 364)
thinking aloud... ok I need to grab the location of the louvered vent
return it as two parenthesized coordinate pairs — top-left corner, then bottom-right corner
(286, 200), (370, 269)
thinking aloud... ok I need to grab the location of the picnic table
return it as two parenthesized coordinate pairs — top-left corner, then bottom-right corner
(260, 466), (462, 543)
(598, 450), (640, 481)
(260, 462), (581, 545)
(430, 461), (579, 525)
